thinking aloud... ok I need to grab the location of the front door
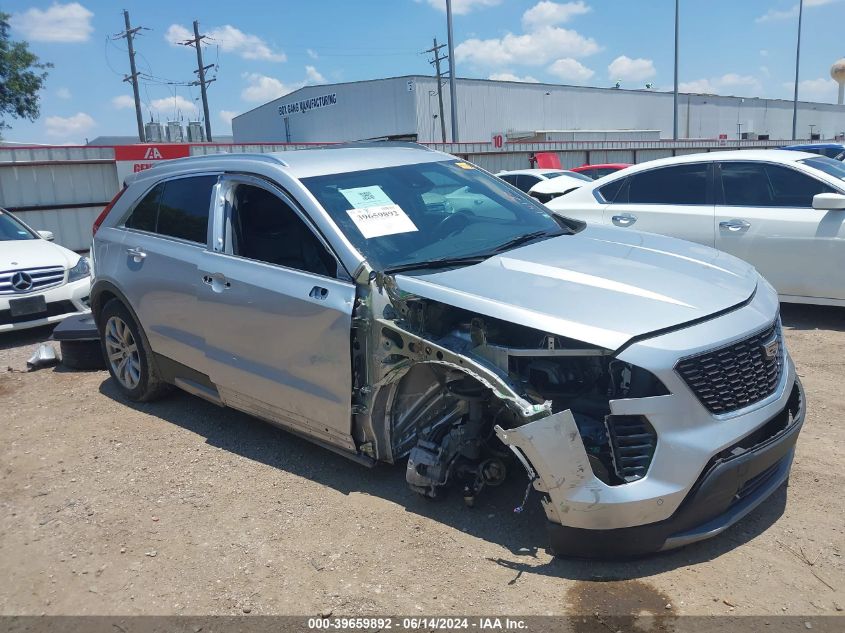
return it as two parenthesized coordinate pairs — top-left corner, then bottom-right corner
(198, 175), (357, 451)
(715, 161), (845, 301)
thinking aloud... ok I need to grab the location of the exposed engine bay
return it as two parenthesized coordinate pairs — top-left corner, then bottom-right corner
(352, 275), (669, 508)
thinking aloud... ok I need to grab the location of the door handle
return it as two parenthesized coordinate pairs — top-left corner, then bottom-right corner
(202, 274), (231, 292)
(611, 213), (637, 227)
(719, 219), (751, 232)
(127, 247), (147, 262)
(309, 286), (329, 300)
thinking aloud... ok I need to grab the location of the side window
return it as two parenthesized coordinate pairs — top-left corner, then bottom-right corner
(764, 163), (835, 207)
(231, 184), (336, 277)
(721, 162), (835, 207)
(597, 177), (626, 203)
(156, 176), (217, 243)
(517, 175), (540, 192)
(125, 183), (163, 232)
(627, 164), (710, 205)
(720, 163), (772, 206)
(499, 174), (517, 187)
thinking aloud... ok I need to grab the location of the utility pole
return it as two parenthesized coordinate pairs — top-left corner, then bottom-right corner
(181, 21), (214, 142)
(445, 0), (459, 142)
(117, 10), (145, 143)
(423, 38), (448, 143)
(792, 0), (804, 140)
(673, 0), (679, 140)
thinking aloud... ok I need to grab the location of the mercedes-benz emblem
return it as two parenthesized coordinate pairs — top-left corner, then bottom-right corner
(11, 271), (33, 292)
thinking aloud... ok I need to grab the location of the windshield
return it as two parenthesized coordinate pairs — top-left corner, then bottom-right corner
(0, 209), (36, 241)
(801, 156), (845, 182)
(302, 160), (564, 271)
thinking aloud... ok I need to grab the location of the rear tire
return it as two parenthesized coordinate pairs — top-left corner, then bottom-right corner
(98, 299), (171, 402)
(60, 340), (106, 370)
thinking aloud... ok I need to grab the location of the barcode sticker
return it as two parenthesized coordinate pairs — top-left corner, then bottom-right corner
(346, 204), (419, 239)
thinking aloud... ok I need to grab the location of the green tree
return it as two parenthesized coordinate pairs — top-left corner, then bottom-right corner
(0, 12), (52, 137)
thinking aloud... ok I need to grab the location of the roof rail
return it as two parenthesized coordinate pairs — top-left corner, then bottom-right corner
(150, 152), (289, 170)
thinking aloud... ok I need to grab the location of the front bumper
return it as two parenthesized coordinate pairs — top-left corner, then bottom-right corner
(0, 277), (91, 333)
(547, 377), (805, 557)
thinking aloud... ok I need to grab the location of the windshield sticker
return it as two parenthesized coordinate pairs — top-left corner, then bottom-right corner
(454, 162), (475, 170)
(339, 185), (395, 209)
(346, 204), (419, 239)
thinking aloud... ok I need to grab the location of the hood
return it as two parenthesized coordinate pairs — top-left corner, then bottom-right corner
(528, 175), (586, 196)
(394, 225), (759, 350)
(0, 239), (78, 271)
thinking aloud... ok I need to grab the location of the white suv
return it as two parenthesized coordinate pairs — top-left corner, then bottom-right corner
(0, 208), (91, 332)
(90, 144), (804, 556)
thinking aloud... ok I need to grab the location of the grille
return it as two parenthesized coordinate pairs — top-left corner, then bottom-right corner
(676, 320), (784, 415)
(0, 266), (66, 295)
(605, 415), (657, 482)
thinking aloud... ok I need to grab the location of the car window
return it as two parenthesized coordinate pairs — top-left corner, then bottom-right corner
(124, 183), (163, 232)
(0, 209), (36, 241)
(156, 176), (217, 243)
(301, 160), (562, 271)
(720, 162), (835, 207)
(230, 184), (336, 277)
(597, 178), (627, 203)
(498, 174), (517, 187)
(800, 157), (845, 182)
(625, 164), (709, 205)
(516, 174), (540, 192)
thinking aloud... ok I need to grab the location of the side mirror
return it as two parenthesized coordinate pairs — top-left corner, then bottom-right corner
(38, 230), (55, 241)
(812, 193), (845, 210)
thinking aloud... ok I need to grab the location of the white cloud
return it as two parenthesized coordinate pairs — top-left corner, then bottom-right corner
(219, 110), (239, 130)
(547, 57), (594, 81)
(679, 73), (762, 95)
(10, 2), (94, 43)
(608, 55), (656, 82)
(149, 95), (198, 118)
(760, 65), (771, 77)
(241, 74), (295, 102)
(166, 23), (286, 62)
(456, 26), (600, 68)
(305, 65), (326, 84)
(111, 95), (135, 109)
(784, 77), (839, 103)
(488, 72), (539, 82)
(56, 87), (72, 100)
(760, 49), (769, 57)
(522, 1), (591, 30)
(307, 48), (319, 60)
(422, 0), (501, 15)
(756, 0), (840, 22)
(44, 112), (95, 140)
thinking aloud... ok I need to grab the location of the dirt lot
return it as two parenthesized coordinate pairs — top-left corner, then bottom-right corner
(0, 304), (843, 619)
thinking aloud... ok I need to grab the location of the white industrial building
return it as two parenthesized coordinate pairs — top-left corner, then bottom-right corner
(232, 75), (845, 144)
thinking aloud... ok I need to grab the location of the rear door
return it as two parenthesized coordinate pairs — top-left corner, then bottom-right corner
(197, 174), (357, 451)
(117, 173), (219, 371)
(600, 162), (715, 246)
(715, 161), (844, 301)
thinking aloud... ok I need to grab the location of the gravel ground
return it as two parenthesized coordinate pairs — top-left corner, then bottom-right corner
(0, 304), (843, 619)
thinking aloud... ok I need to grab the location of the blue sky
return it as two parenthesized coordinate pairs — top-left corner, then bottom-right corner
(3, 0), (844, 144)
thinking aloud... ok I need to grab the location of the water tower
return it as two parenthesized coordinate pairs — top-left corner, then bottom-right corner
(832, 58), (845, 105)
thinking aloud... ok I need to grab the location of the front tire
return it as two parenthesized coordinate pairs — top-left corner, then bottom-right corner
(99, 299), (170, 402)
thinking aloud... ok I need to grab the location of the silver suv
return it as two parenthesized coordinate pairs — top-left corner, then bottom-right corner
(91, 144), (804, 556)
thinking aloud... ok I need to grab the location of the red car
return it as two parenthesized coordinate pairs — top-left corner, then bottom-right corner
(570, 163), (632, 180)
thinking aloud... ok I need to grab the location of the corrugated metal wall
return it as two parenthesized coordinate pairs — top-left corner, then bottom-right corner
(0, 146), (118, 251)
(0, 139), (789, 249)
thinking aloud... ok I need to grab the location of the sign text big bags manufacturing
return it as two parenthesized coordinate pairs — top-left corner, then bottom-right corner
(278, 93), (337, 116)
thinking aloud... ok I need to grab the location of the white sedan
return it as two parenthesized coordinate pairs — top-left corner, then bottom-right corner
(0, 208), (92, 332)
(547, 150), (845, 306)
(496, 168), (591, 193)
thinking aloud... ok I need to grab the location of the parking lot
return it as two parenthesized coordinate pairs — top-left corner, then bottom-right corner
(0, 304), (843, 618)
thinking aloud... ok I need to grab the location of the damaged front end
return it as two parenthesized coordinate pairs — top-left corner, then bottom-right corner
(350, 270), (668, 512)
